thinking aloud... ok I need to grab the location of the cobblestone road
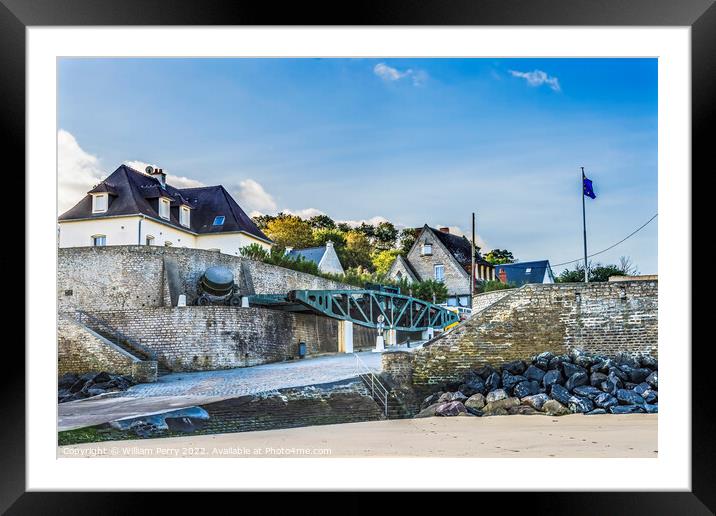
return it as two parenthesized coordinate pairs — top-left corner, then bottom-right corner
(59, 352), (382, 431)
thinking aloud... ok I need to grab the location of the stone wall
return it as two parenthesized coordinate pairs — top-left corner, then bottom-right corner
(58, 315), (157, 382)
(390, 281), (658, 386)
(58, 246), (358, 312)
(79, 307), (376, 372)
(197, 378), (384, 435)
(471, 289), (514, 313)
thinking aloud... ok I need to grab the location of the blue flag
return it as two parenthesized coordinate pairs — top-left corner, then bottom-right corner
(583, 173), (596, 199)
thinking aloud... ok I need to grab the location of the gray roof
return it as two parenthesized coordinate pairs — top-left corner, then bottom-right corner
(286, 246), (327, 265)
(58, 165), (271, 243)
(494, 260), (554, 286)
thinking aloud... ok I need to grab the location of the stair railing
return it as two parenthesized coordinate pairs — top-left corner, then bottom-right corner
(75, 310), (158, 362)
(353, 353), (389, 417)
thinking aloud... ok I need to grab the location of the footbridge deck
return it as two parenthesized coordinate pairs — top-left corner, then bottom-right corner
(247, 289), (460, 331)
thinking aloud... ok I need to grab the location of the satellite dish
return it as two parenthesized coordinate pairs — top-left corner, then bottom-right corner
(145, 166), (154, 174)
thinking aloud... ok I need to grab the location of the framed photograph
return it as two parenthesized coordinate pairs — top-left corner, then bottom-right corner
(4, 0), (709, 511)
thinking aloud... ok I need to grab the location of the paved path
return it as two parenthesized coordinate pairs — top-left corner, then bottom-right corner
(58, 352), (382, 431)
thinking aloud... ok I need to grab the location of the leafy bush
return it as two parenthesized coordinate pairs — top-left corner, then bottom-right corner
(479, 279), (517, 293)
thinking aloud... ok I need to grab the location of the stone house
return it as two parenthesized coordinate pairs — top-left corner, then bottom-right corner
(286, 241), (345, 275)
(386, 225), (495, 307)
(58, 164), (273, 256)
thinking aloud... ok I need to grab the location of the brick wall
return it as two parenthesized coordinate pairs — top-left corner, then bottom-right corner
(398, 281), (658, 386)
(58, 246), (358, 312)
(471, 289), (513, 313)
(58, 314), (157, 382)
(73, 307), (377, 371)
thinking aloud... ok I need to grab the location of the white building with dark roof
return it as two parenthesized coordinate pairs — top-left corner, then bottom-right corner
(285, 241), (345, 275)
(58, 164), (273, 256)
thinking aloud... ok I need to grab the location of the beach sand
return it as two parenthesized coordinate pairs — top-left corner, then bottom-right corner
(59, 413), (657, 458)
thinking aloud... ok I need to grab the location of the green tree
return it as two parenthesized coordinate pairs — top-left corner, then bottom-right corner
(265, 213), (315, 249)
(313, 228), (347, 249)
(556, 258), (639, 283)
(373, 221), (399, 251)
(484, 249), (516, 265)
(308, 214), (336, 230)
(398, 227), (420, 256)
(372, 249), (401, 277)
(342, 231), (374, 271)
(251, 214), (276, 230)
(356, 222), (376, 240)
(336, 222), (352, 233)
(410, 279), (449, 304)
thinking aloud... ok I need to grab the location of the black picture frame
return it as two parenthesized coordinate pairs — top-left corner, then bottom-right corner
(3, 0), (709, 512)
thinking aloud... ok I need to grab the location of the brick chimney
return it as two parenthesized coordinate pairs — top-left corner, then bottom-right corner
(498, 268), (508, 283)
(439, 227), (450, 233)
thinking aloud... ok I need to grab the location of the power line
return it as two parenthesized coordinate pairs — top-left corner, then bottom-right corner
(551, 213), (658, 268)
(488, 213), (658, 270)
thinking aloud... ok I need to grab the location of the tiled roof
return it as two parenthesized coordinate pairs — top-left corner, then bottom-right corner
(286, 246), (327, 265)
(58, 164), (271, 242)
(494, 260), (554, 286)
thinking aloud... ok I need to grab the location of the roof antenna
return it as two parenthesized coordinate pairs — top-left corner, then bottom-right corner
(145, 166), (154, 175)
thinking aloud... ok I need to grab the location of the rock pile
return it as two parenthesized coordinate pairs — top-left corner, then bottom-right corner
(415, 350), (658, 418)
(58, 372), (135, 403)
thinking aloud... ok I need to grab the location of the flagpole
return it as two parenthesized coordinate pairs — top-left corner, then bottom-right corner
(581, 166), (588, 283)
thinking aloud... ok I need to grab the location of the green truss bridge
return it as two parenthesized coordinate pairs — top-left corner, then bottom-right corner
(247, 289), (460, 332)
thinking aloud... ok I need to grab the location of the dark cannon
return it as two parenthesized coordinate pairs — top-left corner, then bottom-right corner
(196, 266), (242, 306)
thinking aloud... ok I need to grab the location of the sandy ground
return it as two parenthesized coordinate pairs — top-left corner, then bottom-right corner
(59, 414), (657, 458)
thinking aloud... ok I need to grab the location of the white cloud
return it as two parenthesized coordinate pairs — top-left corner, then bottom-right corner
(231, 179), (278, 215)
(373, 63), (427, 86)
(509, 69), (561, 92)
(337, 215), (391, 228)
(58, 129), (105, 214)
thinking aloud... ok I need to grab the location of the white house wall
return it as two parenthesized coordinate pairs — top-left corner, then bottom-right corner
(59, 216), (144, 248)
(58, 217), (270, 256)
(317, 246), (345, 275)
(139, 218), (197, 248)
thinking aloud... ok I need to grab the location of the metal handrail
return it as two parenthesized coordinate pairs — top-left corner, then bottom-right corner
(75, 310), (158, 361)
(353, 353), (389, 417)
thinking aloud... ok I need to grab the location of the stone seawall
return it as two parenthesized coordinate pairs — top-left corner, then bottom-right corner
(471, 289), (514, 313)
(385, 281), (657, 386)
(58, 314), (157, 382)
(58, 246), (358, 312)
(73, 307), (377, 372)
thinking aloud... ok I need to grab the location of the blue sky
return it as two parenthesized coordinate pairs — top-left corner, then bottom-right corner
(58, 58), (658, 274)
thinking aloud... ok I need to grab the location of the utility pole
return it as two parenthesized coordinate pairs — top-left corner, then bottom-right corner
(581, 167), (589, 283)
(471, 212), (476, 298)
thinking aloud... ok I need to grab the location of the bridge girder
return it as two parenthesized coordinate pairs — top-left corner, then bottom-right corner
(286, 289), (459, 331)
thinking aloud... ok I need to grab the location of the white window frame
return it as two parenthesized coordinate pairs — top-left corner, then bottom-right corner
(179, 206), (191, 228)
(434, 264), (445, 282)
(92, 234), (106, 247)
(91, 193), (108, 213)
(422, 242), (433, 256)
(159, 197), (171, 220)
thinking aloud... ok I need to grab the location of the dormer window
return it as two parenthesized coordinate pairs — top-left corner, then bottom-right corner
(180, 206), (191, 228)
(91, 193), (108, 213)
(422, 242), (432, 256)
(158, 197), (171, 220)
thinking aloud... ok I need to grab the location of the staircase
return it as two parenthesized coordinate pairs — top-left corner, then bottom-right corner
(75, 311), (171, 376)
(354, 354), (411, 419)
